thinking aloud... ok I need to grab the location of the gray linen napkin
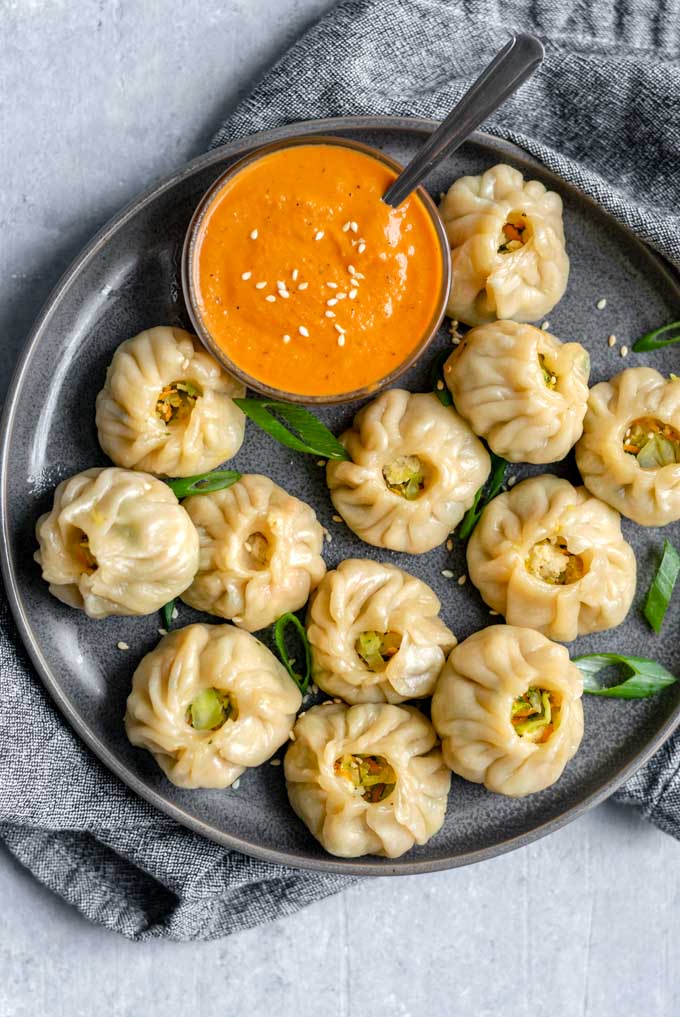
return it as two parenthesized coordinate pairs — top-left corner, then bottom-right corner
(2, 0), (679, 942)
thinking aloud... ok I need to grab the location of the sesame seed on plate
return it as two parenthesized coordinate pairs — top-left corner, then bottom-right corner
(332, 514), (343, 523)
(298, 282), (309, 291)
(350, 221), (359, 233)
(342, 221), (351, 232)
(446, 538), (453, 551)
(255, 281), (267, 289)
(158, 628), (168, 636)
(325, 310), (336, 318)
(327, 298), (338, 306)
(541, 321), (550, 330)
(458, 575), (467, 586)
(436, 380), (444, 390)
(620, 345), (629, 357)
(596, 298), (607, 310)
(508, 475), (518, 487)
(349, 289), (358, 299)
(117, 641), (129, 651)
(326, 281), (338, 289)
(292, 268), (299, 281)
(270, 759), (281, 766)
(172, 607), (179, 621)
(241, 271), (252, 280)
(298, 325), (309, 337)
(608, 334), (617, 346)
(337, 335), (346, 347)
(316, 459), (326, 467)
(334, 323), (345, 334)
(489, 610), (499, 616)
(265, 294), (276, 302)
(282, 334), (291, 344)
(233, 778), (241, 789)
(315, 230), (325, 241)
(441, 569), (454, 578)
(250, 229), (258, 240)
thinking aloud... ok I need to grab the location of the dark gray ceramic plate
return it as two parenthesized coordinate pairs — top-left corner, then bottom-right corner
(3, 117), (680, 876)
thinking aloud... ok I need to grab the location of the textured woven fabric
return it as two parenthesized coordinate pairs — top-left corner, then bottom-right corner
(2, 0), (679, 942)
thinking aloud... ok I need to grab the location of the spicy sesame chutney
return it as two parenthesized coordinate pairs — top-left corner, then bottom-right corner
(185, 139), (449, 401)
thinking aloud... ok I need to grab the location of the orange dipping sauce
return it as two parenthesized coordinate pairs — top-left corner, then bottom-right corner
(189, 142), (446, 399)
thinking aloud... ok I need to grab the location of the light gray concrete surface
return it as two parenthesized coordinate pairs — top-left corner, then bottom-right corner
(0, 2), (679, 1015)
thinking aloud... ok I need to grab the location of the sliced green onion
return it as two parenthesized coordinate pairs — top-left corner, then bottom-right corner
(234, 399), (349, 460)
(632, 320), (680, 352)
(273, 612), (312, 694)
(166, 470), (241, 500)
(429, 349), (453, 406)
(187, 688), (232, 730)
(644, 539), (680, 633)
(161, 599), (176, 631)
(457, 452), (508, 540)
(574, 653), (677, 698)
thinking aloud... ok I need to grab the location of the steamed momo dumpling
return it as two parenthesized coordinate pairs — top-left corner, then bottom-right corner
(326, 390), (490, 553)
(181, 474), (326, 631)
(125, 623), (301, 788)
(35, 467), (199, 618)
(445, 321), (589, 464)
(96, 326), (246, 477)
(440, 164), (569, 326)
(285, 702), (450, 857)
(307, 559), (456, 704)
(431, 626), (583, 797)
(466, 476), (636, 642)
(575, 367), (680, 526)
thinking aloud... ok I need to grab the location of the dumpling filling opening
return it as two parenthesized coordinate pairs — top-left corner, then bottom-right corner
(511, 687), (560, 744)
(155, 380), (203, 425)
(526, 536), (586, 585)
(623, 417), (680, 469)
(538, 353), (558, 390)
(497, 211), (530, 254)
(241, 530), (271, 571)
(72, 529), (97, 575)
(382, 455), (427, 500)
(186, 688), (235, 730)
(334, 753), (397, 803)
(355, 630), (402, 672)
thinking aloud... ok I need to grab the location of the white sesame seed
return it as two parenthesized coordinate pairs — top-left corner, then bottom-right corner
(265, 294), (276, 303)
(337, 335), (346, 347)
(441, 569), (454, 578)
(508, 475), (518, 487)
(172, 607), (179, 621)
(342, 221), (351, 232)
(276, 280), (286, 289)
(315, 230), (325, 241)
(282, 334), (291, 344)
(279, 290), (290, 299)
(541, 321), (550, 330)
(334, 323), (345, 334)
(327, 298), (338, 306)
(489, 610), (499, 616)
(117, 641), (129, 651)
(436, 380), (444, 391)
(255, 281), (267, 289)
(458, 575), (467, 586)
(336, 292), (347, 300)
(349, 288), (358, 299)
(250, 229), (259, 240)
(326, 281), (338, 289)
(292, 269), (299, 282)
(446, 539), (454, 551)
(596, 298), (607, 310)
(347, 264), (356, 275)
(620, 345), (629, 357)
(325, 310), (336, 318)
(298, 282), (309, 291)
(350, 221), (359, 233)
(289, 731), (296, 741)
(316, 460), (326, 467)
(233, 778), (241, 789)
(241, 271), (252, 280)
(608, 334), (617, 347)
(332, 514), (343, 523)
(357, 243), (366, 254)
(158, 628), (168, 636)
(324, 531), (332, 543)
(354, 272), (365, 280)
(270, 758), (281, 766)
(298, 325), (309, 337)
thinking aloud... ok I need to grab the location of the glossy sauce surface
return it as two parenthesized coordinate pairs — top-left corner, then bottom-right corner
(193, 144), (444, 397)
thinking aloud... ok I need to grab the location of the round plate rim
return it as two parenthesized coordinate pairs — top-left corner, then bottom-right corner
(3, 114), (680, 877)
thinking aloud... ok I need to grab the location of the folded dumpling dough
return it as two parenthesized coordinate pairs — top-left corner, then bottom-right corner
(575, 367), (680, 526)
(35, 467), (199, 618)
(307, 559), (456, 704)
(467, 475), (636, 642)
(440, 164), (569, 326)
(431, 625), (584, 797)
(445, 321), (590, 464)
(125, 623), (302, 788)
(327, 390), (490, 553)
(181, 474), (326, 631)
(285, 702), (450, 857)
(96, 326), (246, 477)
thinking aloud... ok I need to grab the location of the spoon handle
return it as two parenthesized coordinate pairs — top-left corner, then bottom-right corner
(382, 34), (544, 208)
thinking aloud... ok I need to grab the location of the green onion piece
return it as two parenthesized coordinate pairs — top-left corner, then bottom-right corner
(234, 399), (349, 460)
(187, 688), (232, 730)
(457, 452), (508, 540)
(574, 653), (677, 698)
(644, 539), (680, 633)
(632, 320), (680, 352)
(273, 612), (312, 694)
(161, 599), (176, 631)
(165, 470), (241, 500)
(429, 349), (453, 406)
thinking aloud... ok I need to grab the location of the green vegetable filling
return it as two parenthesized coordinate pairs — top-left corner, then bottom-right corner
(538, 353), (558, 390)
(156, 380), (203, 425)
(623, 417), (680, 469)
(511, 687), (559, 743)
(498, 212), (528, 253)
(526, 536), (585, 585)
(355, 630), (402, 672)
(382, 455), (426, 500)
(186, 688), (234, 731)
(334, 753), (397, 803)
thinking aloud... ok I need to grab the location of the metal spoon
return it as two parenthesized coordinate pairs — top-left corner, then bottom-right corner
(382, 34), (544, 208)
